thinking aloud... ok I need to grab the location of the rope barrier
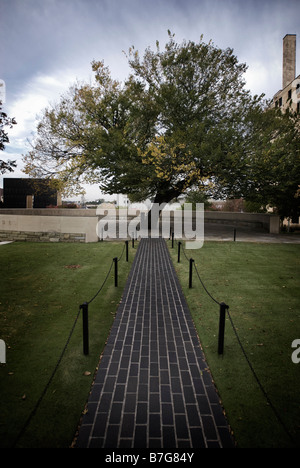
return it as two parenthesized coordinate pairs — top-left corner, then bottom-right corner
(13, 240), (131, 447)
(227, 309), (296, 446)
(117, 242), (126, 262)
(174, 237), (221, 305)
(168, 235), (296, 446)
(193, 262), (221, 306)
(85, 241), (127, 305)
(86, 259), (114, 305)
(13, 307), (81, 447)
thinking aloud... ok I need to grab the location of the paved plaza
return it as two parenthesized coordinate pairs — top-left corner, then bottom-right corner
(204, 223), (300, 243)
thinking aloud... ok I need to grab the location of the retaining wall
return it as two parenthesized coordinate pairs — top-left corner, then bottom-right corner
(204, 211), (280, 234)
(0, 208), (280, 243)
(0, 209), (98, 243)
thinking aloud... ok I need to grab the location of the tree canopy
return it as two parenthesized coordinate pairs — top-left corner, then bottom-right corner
(0, 103), (17, 174)
(225, 107), (300, 220)
(24, 32), (299, 218)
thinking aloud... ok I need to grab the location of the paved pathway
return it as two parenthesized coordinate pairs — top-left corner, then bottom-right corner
(204, 223), (300, 243)
(75, 238), (234, 448)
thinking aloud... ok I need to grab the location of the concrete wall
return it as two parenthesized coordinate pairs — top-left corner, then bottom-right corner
(203, 211), (280, 234)
(0, 210), (98, 243)
(0, 208), (97, 217)
(0, 209), (280, 243)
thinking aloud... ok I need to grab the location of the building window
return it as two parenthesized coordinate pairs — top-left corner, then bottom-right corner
(297, 102), (300, 113)
(279, 97), (282, 107)
(288, 89), (292, 100)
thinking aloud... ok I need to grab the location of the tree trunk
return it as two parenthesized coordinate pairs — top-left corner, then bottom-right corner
(146, 189), (179, 231)
(146, 194), (166, 230)
(145, 180), (186, 231)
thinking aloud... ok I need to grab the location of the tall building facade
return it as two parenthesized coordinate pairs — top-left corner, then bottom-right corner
(272, 34), (300, 113)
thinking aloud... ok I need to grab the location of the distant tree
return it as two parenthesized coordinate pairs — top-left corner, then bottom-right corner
(212, 106), (300, 220)
(248, 108), (300, 222)
(184, 190), (212, 210)
(0, 102), (17, 173)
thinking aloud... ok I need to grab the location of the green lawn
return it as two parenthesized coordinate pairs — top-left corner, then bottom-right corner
(0, 241), (135, 448)
(1, 239), (299, 448)
(167, 240), (300, 448)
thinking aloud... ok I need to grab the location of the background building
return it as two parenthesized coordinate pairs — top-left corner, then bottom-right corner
(272, 34), (300, 112)
(3, 178), (61, 208)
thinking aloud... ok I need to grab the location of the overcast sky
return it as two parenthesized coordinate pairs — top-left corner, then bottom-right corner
(1, 0), (299, 201)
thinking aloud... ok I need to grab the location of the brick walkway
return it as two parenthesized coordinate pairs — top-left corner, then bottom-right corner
(75, 238), (234, 448)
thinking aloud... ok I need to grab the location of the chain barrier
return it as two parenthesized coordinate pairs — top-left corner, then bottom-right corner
(169, 235), (296, 446)
(86, 259), (114, 305)
(12, 240), (131, 447)
(173, 237), (221, 306)
(227, 309), (295, 445)
(193, 262), (221, 307)
(12, 307), (81, 448)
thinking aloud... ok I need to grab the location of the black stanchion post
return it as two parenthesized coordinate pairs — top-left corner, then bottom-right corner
(172, 232), (174, 248)
(125, 240), (129, 262)
(233, 228), (237, 242)
(80, 302), (89, 355)
(218, 302), (229, 355)
(132, 233), (134, 249)
(113, 257), (118, 287)
(177, 241), (181, 263)
(189, 258), (194, 289)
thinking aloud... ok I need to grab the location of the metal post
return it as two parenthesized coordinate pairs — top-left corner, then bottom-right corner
(218, 302), (229, 355)
(125, 240), (129, 262)
(177, 241), (181, 263)
(189, 258), (194, 288)
(132, 233), (134, 249)
(233, 228), (236, 242)
(113, 257), (118, 287)
(172, 232), (174, 248)
(80, 302), (89, 355)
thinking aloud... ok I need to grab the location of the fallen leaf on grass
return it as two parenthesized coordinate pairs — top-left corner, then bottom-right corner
(83, 371), (91, 376)
(64, 265), (81, 269)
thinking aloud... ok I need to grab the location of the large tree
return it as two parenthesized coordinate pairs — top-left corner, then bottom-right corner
(0, 103), (17, 174)
(24, 33), (267, 206)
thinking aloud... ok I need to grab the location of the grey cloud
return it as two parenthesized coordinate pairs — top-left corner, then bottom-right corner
(1, 0), (299, 195)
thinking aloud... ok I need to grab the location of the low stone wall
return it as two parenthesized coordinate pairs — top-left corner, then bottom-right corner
(0, 230), (86, 243)
(204, 211), (280, 234)
(0, 208), (97, 217)
(0, 210), (98, 243)
(0, 208), (280, 243)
